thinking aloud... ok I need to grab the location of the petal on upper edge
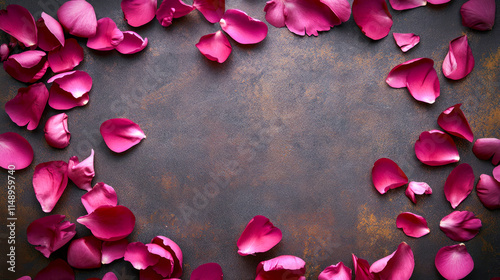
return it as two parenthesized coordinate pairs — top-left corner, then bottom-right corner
(220, 9), (268, 45)
(193, 0), (225, 23)
(256, 255), (306, 280)
(0, 5), (37, 47)
(353, 0), (392, 40)
(156, 0), (194, 27)
(389, 0), (426, 10)
(369, 242), (414, 280)
(0, 132), (34, 170)
(414, 130), (460, 166)
(435, 244), (474, 280)
(405, 181), (432, 204)
(352, 254), (375, 280)
(461, 0), (495, 31)
(371, 158), (408, 194)
(87, 18), (124, 51)
(318, 262), (352, 280)
(81, 182), (118, 214)
(442, 35), (475, 80)
(44, 113), (71, 149)
(396, 212), (430, 238)
(57, 0), (97, 38)
(393, 33), (420, 52)
(102, 239), (129, 264)
(27, 215), (76, 258)
(67, 236), (102, 269)
(196, 31), (231, 63)
(77, 205), (136, 241)
(115, 31), (148, 54)
(48, 70), (92, 110)
(124, 241), (160, 270)
(68, 149), (95, 191)
(150, 236), (183, 278)
(34, 259), (75, 280)
(191, 263), (223, 280)
(493, 165), (500, 182)
(37, 12), (65, 51)
(237, 215), (282, 256)
(476, 174), (500, 210)
(33, 161), (69, 213)
(3, 50), (48, 83)
(440, 211), (482, 242)
(438, 104), (474, 142)
(121, 0), (158, 27)
(48, 38), (84, 73)
(5, 83), (49, 131)
(100, 118), (146, 153)
(472, 138), (500, 165)
(0, 43), (9, 61)
(444, 163), (475, 209)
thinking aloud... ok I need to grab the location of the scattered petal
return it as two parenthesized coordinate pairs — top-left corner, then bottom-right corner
(3, 50), (49, 83)
(219, 9), (268, 44)
(396, 212), (430, 238)
(27, 215), (76, 258)
(68, 149), (95, 191)
(81, 182), (118, 214)
(493, 165), (500, 182)
(442, 35), (474, 80)
(102, 239), (129, 264)
(196, 31), (231, 63)
(414, 130), (459, 166)
(193, 0), (225, 23)
(34, 259), (75, 280)
(150, 236), (183, 277)
(87, 18), (124, 51)
(5, 83), (49, 130)
(102, 272), (118, 280)
(67, 236), (102, 269)
(37, 12), (65, 51)
(444, 163), (475, 209)
(146, 243), (174, 277)
(44, 113), (71, 149)
(237, 215), (282, 256)
(48, 38), (84, 73)
(121, 0), (158, 27)
(77, 205), (136, 241)
(124, 241), (160, 270)
(476, 174), (500, 210)
(438, 104), (474, 142)
(48, 70), (92, 110)
(318, 262), (352, 280)
(472, 138), (500, 165)
(0, 5), (37, 47)
(435, 244), (474, 280)
(393, 33), (420, 52)
(256, 255), (306, 280)
(0, 132), (34, 170)
(372, 158), (408, 194)
(353, 0), (393, 40)
(1, 43), (9, 61)
(115, 31), (148, 54)
(352, 254), (375, 280)
(33, 161), (69, 213)
(405, 181), (432, 204)
(369, 242), (414, 280)
(440, 211), (482, 242)
(156, 0), (194, 26)
(389, 0), (426, 10)
(191, 263), (223, 280)
(461, 0), (495, 31)
(57, 0), (97, 38)
(100, 118), (146, 153)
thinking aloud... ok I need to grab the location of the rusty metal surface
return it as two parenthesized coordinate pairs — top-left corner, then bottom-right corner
(0, 0), (499, 279)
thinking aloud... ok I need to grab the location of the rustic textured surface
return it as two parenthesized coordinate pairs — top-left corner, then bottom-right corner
(0, 0), (499, 279)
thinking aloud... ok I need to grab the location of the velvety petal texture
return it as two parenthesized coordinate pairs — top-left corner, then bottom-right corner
(353, 0), (393, 40)
(156, 0), (194, 26)
(352, 254), (374, 280)
(415, 130), (460, 166)
(37, 12), (65, 51)
(77, 205), (135, 241)
(440, 211), (482, 242)
(318, 262), (352, 280)
(27, 215), (76, 258)
(44, 113), (71, 149)
(68, 150), (95, 191)
(472, 138), (500, 165)
(438, 104), (474, 142)
(81, 182), (118, 214)
(461, 0), (495, 31)
(372, 158), (408, 194)
(48, 70), (92, 110)
(386, 58), (440, 104)
(476, 174), (500, 210)
(193, 0), (225, 23)
(34, 259), (74, 280)
(196, 31), (232, 63)
(124, 242), (160, 270)
(220, 9), (268, 44)
(237, 215), (282, 256)
(3, 50), (48, 83)
(67, 236), (102, 269)
(405, 181), (432, 204)
(0, 5), (37, 47)
(435, 244), (474, 280)
(389, 0), (426, 10)
(442, 35), (474, 80)
(150, 236), (183, 277)
(369, 242), (414, 280)
(444, 163), (475, 209)
(396, 212), (430, 238)
(256, 255), (306, 280)
(393, 33), (420, 52)
(121, 0), (158, 27)
(100, 118), (146, 152)
(33, 161), (69, 213)
(5, 83), (49, 130)
(115, 31), (148, 54)
(0, 132), (34, 170)
(48, 38), (84, 73)
(87, 18), (124, 51)
(102, 239), (129, 264)
(191, 263), (223, 280)
(57, 0), (97, 38)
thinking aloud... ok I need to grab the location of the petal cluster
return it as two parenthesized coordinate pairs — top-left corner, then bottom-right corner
(48, 38), (84, 73)
(3, 50), (49, 83)
(48, 70), (92, 110)
(77, 205), (136, 241)
(81, 182), (118, 214)
(37, 12), (65, 51)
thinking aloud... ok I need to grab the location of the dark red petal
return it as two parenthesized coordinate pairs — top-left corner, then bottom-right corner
(414, 130), (459, 166)
(33, 161), (69, 213)
(81, 182), (118, 214)
(44, 113), (71, 149)
(371, 158), (408, 194)
(442, 35), (475, 80)
(48, 70), (92, 110)
(0, 132), (34, 170)
(67, 149), (95, 191)
(5, 83), (49, 131)
(121, 0), (158, 27)
(461, 0), (495, 31)
(369, 242), (414, 280)
(472, 138), (500, 165)
(196, 31), (232, 63)
(476, 174), (500, 210)
(115, 31), (148, 54)
(77, 205), (136, 241)
(156, 0), (194, 26)
(353, 0), (392, 40)
(193, 0), (225, 23)
(37, 12), (65, 51)
(389, 0), (426, 10)
(437, 104), (474, 142)
(0, 5), (37, 47)
(396, 212), (430, 238)
(67, 236), (102, 269)
(318, 262), (352, 280)
(48, 38), (84, 73)
(124, 242), (160, 270)
(440, 211), (482, 242)
(191, 263), (223, 280)
(435, 244), (474, 280)
(34, 259), (75, 280)
(237, 215), (282, 256)
(444, 163), (475, 209)
(352, 254), (375, 280)
(57, 0), (97, 38)
(150, 236), (183, 277)
(3, 50), (48, 83)
(100, 118), (146, 152)
(393, 33), (420, 52)
(27, 215), (76, 258)
(256, 255), (306, 280)
(102, 239), (129, 264)
(87, 18), (124, 51)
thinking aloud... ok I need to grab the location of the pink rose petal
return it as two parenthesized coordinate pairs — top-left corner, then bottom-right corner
(444, 163), (475, 209)
(219, 9), (268, 44)
(34, 259), (74, 280)
(77, 205), (136, 241)
(68, 149), (95, 191)
(353, 0), (393, 40)
(389, 0), (426, 10)
(369, 242), (414, 280)
(0, 132), (34, 170)
(405, 181), (432, 204)
(146, 243), (174, 277)
(5, 83), (49, 131)
(493, 166), (500, 182)
(44, 113), (71, 149)
(100, 118), (146, 153)
(371, 158), (408, 194)
(33, 161), (69, 213)
(37, 12), (65, 51)
(121, 0), (158, 27)
(57, 0), (97, 38)
(237, 215), (282, 256)
(435, 244), (474, 280)
(17, 277), (31, 280)
(196, 31), (232, 63)
(193, 0), (225, 23)
(427, 0), (451, 3)
(48, 70), (92, 110)
(0, 5), (37, 47)
(352, 254), (375, 280)
(67, 236), (102, 269)
(87, 18), (124, 51)
(3, 50), (49, 83)
(1, 43), (9, 61)
(440, 211), (482, 242)
(414, 130), (460, 166)
(318, 262), (352, 280)
(461, 0), (495, 31)
(102, 239), (129, 264)
(396, 212), (430, 238)
(443, 35), (474, 80)
(81, 182), (118, 214)
(156, 0), (194, 26)
(476, 174), (500, 210)
(256, 255), (306, 280)
(438, 104), (474, 142)
(27, 215), (76, 258)
(102, 272), (118, 280)
(472, 138), (500, 165)
(124, 241), (160, 270)
(150, 236), (183, 278)
(191, 263), (223, 280)
(48, 38), (84, 73)
(386, 58), (440, 104)
(115, 31), (148, 54)
(393, 33), (420, 52)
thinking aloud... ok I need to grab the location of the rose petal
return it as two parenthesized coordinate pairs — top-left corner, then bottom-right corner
(493, 165), (500, 182)
(435, 244), (474, 280)
(146, 243), (174, 277)
(121, 0), (158, 27)
(48, 38), (84, 73)
(353, 0), (392, 40)
(396, 212), (430, 238)
(369, 242), (414, 280)
(102, 239), (129, 264)
(156, 0), (194, 26)
(461, 0), (495, 31)
(352, 254), (375, 280)
(81, 182), (118, 214)
(3, 50), (49, 83)
(77, 205), (136, 241)
(393, 33), (420, 52)
(0, 132), (34, 170)
(472, 138), (500, 165)
(34, 259), (74, 280)
(318, 262), (352, 280)
(389, 0), (426, 10)
(0, 5), (37, 47)
(386, 58), (440, 104)
(219, 9), (268, 44)
(405, 181), (432, 204)
(68, 149), (95, 191)
(150, 236), (183, 278)
(33, 161), (69, 213)
(87, 18), (124, 51)
(476, 174), (500, 210)
(1, 43), (9, 61)
(44, 113), (71, 149)
(196, 31), (232, 63)
(27, 215), (76, 258)
(444, 163), (475, 209)
(371, 158), (408, 194)
(124, 242), (160, 270)
(427, 0), (451, 4)
(37, 12), (65, 51)
(438, 104), (474, 142)
(57, 0), (97, 38)
(103, 272), (118, 280)
(414, 130), (460, 166)
(5, 83), (49, 130)
(115, 31), (148, 54)
(100, 118), (146, 153)
(67, 236), (102, 269)
(193, 0), (225, 23)
(237, 215), (282, 256)
(443, 35), (474, 80)
(440, 211), (482, 242)
(256, 255), (306, 280)
(17, 277), (31, 280)
(48, 70), (92, 110)
(191, 263), (223, 280)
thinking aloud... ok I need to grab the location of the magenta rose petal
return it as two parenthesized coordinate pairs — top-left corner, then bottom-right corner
(440, 211), (482, 242)
(44, 113), (71, 149)
(33, 161), (68, 213)
(150, 236), (183, 277)
(124, 242), (160, 270)
(352, 254), (375, 280)
(34, 259), (75, 280)
(77, 205), (135, 241)
(318, 262), (352, 280)
(1, 43), (9, 61)
(102, 239), (128, 264)
(353, 0), (393, 40)
(444, 163), (475, 209)
(196, 31), (231, 63)
(193, 0), (225, 23)
(461, 0), (495, 31)
(37, 12), (65, 51)
(68, 150), (95, 191)
(5, 83), (49, 131)
(493, 166), (500, 182)
(472, 138), (500, 165)
(156, 0), (194, 26)
(57, 0), (97, 38)
(219, 9), (268, 45)
(0, 5), (37, 47)
(427, 0), (451, 3)
(256, 255), (306, 280)
(237, 215), (282, 256)
(443, 35), (475, 80)
(435, 244), (474, 280)
(48, 38), (84, 73)
(81, 182), (118, 214)
(146, 243), (174, 277)
(48, 70), (92, 110)
(67, 236), (102, 269)
(27, 215), (76, 258)
(371, 158), (408, 194)
(393, 33), (420, 52)
(115, 31), (148, 54)
(389, 0), (426, 10)
(121, 0), (158, 27)
(438, 104), (474, 142)
(0, 132), (34, 170)
(3, 50), (49, 83)
(405, 181), (432, 204)
(100, 118), (146, 153)
(414, 130), (460, 166)
(191, 263), (223, 280)
(102, 272), (118, 280)
(396, 212), (430, 238)
(476, 174), (500, 210)
(87, 18), (124, 51)
(369, 242), (414, 280)
(17, 277), (31, 280)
